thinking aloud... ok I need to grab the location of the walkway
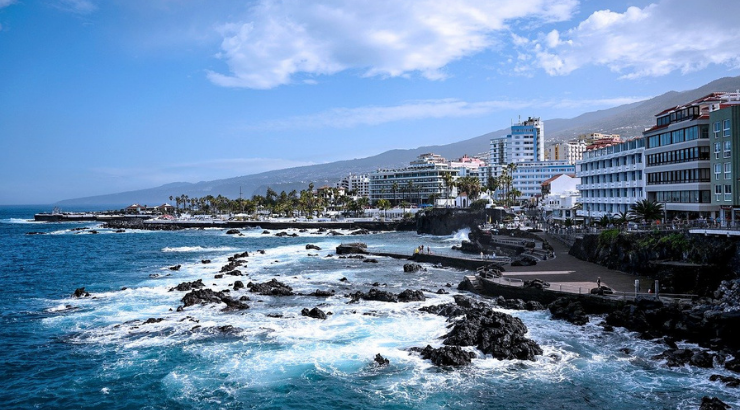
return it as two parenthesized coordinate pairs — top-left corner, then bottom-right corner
(501, 232), (649, 293)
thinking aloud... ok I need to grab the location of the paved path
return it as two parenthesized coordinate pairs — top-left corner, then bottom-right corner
(502, 233), (650, 293)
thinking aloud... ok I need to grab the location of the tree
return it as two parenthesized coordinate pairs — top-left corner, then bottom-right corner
(629, 199), (664, 223)
(391, 182), (399, 206)
(442, 171), (455, 201)
(613, 210), (631, 227)
(376, 199), (391, 218)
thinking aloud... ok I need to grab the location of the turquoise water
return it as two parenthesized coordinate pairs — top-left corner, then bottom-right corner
(1, 206), (738, 409)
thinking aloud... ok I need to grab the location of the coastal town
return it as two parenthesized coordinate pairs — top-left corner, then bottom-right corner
(40, 91), (740, 235)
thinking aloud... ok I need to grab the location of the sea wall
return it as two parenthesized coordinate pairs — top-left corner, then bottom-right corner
(569, 230), (740, 295)
(415, 208), (485, 235)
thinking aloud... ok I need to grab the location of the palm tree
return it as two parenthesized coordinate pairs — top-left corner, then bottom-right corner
(376, 199), (391, 219)
(613, 210), (630, 227)
(391, 182), (399, 206)
(442, 171), (455, 203)
(629, 199), (664, 223)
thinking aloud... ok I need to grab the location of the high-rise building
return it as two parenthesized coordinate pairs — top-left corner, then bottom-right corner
(488, 117), (574, 202)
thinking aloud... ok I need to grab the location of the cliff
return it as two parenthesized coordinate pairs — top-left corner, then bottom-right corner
(569, 230), (740, 295)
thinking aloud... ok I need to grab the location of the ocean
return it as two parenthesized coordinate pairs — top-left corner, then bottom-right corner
(1, 206), (738, 409)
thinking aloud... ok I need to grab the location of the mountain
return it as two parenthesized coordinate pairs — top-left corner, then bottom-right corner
(56, 76), (740, 207)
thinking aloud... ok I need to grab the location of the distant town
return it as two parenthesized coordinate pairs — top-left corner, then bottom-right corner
(67, 91), (740, 229)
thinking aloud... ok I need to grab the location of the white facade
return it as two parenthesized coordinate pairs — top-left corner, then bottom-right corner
(541, 174), (581, 223)
(576, 137), (646, 221)
(546, 140), (587, 165)
(338, 173), (370, 198)
(369, 153), (456, 205)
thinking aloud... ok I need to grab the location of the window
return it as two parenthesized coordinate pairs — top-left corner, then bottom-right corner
(725, 184), (732, 201)
(726, 162), (732, 180)
(716, 184), (723, 201)
(724, 119), (731, 137)
(714, 121), (722, 138)
(725, 141), (732, 158)
(715, 163), (722, 175)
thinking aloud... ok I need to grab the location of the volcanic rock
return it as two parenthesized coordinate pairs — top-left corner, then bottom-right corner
(301, 307), (327, 319)
(248, 279), (294, 296)
(72, 287), (90, 298)
(548, 298), (589, 325)
(410, 345), (475, 366)
(170, 279), (205, 292)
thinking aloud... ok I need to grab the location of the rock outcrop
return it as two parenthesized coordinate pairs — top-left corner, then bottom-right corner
(247, 279), (294, 296)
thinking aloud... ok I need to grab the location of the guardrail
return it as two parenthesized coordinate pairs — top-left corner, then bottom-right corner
(482, 275), (696, 305)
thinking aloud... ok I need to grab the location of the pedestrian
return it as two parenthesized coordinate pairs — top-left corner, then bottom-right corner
(597, 277), (601, 288)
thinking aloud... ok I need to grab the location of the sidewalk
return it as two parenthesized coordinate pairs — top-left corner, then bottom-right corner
(501, 232), (648, 293)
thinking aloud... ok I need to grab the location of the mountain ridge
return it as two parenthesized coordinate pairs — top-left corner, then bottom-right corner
(56, 76), (740, 207)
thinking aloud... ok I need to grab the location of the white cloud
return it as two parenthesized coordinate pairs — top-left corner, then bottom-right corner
(522, 0), (740, 78)
(0, 0), (15, 9)
(250, 96), (648, 130)
(207, 0), (578, 89)
(55, 0), (97, 15)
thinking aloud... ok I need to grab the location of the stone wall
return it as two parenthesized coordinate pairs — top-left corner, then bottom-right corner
(570, 230), (740, 295)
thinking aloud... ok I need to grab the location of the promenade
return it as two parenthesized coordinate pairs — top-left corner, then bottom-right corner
(502, 232), (647, 293)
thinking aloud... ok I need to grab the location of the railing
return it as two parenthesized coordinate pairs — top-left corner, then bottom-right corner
(482, 275), (697, 305)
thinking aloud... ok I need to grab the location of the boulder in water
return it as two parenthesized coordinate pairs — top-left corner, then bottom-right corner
(72, 287), (90, 298)
(301, 307), (327, 320)
(410, 345), (475, 366)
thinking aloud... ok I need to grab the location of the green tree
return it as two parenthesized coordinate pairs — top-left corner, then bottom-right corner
(376, 199), (391, 218)
(629, 199), (664, 223)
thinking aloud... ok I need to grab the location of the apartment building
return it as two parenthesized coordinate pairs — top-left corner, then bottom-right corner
(369, 153), (457, 205)
(642, 94), (733, 219)
(576, 137), (646, 222)
(709, 99), (740, 225)
(338, 173), (370, 198)
(546, 139), (587, 165)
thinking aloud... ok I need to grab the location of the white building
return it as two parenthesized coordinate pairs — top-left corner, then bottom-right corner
(546, 139), (587, 165)
(576, 137), (646, 222)
(540, 174), (581, 223)
(338, 173), (370, 198)
(509, 161), (575, 201)
(490, 116), (545, 166)
(369, 153), (457, 205)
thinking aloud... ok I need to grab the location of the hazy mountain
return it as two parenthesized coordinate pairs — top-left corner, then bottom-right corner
(56, 76), (740, 207)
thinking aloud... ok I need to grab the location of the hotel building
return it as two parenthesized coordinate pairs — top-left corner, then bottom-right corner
(642, 94), (734, 220)
(369, 153), (457, 205)
(576, 137), (646, 222)
(709, 97), (740, 224)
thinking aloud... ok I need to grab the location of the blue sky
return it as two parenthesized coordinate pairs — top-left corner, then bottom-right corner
(2, 0), (740, 204)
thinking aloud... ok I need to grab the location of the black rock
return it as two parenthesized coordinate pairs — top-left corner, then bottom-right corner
(180, 288), (249, 310)
(168, 264), (181, 271)
(436, 289), (449, 294)
(373, 353), (389, 366)
(710, 374), (740, 388)
(248, 279), (294, 296)
(403, 263), (426, 273)
(398, 289), (426, 302)
(201, 259), (211, 264)
(306, 289), (335, 297)
(225, 229), (240, 235)
(523, 279), (550, 289)
(301, 307), (327, 320)
(548, 298), (589, 326)
(363, 259), (378, 263)
(233, 280), (245, 291)
(306, 244), (322, 251)
(421, 296), (542, 361)
(144, 318), (164, 324)
(349, 288), (398, 303)
(700, 396), (731, 410)
(170, 279), (205, 292)
(411, 345), (475, 366)
(72, 287), (90, 298)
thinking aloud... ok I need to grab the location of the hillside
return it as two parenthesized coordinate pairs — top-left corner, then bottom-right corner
(56, 76), (740, 207)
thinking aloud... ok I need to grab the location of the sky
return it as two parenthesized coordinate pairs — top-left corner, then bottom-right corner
(2, 0), (740, 204)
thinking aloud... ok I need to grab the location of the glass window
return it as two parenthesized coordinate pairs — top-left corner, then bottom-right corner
(724, 119), (731, 137)
(715, 142), (721, 153)
(715, 163), (722, 174)
(714, 121), (722, 138)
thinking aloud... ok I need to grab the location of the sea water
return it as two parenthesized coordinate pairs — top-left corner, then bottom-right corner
(1, 206), (739, 409)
